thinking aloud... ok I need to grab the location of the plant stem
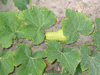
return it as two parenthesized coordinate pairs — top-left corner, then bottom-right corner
(84, 43), (94, 46)
(72, 43), (80, 46)
(72, 43), (94, 47)
(1, 48), (5, 53)
(82, 70), (88, 74)
(16, 37), (19, 44)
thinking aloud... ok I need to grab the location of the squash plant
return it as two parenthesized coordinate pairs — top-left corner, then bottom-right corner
(0, 4), (100, 75)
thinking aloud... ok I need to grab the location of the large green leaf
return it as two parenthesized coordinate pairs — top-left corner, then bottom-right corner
(0, 51), (14, 75)
(1, 0), (7, 5)
(93, 17), (100, 50)
(0, 12), (25, 48)
(62, 9), (94, 44)
(13, 0), (30, 11)
(80, 45), (100, 75)
(46, 41), (81, 75)
(18, 6), (56, 44)
(14, 43), (46, 75)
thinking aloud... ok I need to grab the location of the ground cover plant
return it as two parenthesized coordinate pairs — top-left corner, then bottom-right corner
(0, 1), (100, 75)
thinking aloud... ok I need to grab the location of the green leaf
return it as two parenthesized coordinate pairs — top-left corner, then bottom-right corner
(93, 17), (100, 50)
(18, 6), (56, 44)
(46, 41), (81, 75)
(80, 45), (100, 75)
(0, 51), (14, 75)
(95, 17), (100, 30)
(93, 30), (100, 50)
(0, 12), (25, 48)
(66, 31), (79, 44)
(75, 64), (82, 75)
(62, 9), (94, 44)
(1, 0), (7, 5)
(62, 67), (69, 74)
(14, 43), (46, 75)
(13, 0), (30, 11)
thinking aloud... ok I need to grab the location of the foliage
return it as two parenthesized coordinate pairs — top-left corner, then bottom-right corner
(0, 1), (100, 75)
(80, 45), (100, 75)
(62, 9), (94, 44)
(18, 6), (56, 44)
(1, 0), (30, 11)
(14, 44), (46, 75)
(13, 0), (30, 11)
(46, 41), (81, 74)
(0, 51), (14, 75)
(1, 0), (7, 5)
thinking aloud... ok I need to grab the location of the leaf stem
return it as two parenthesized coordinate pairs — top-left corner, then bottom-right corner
(82, 70), (88, 74)
(28, 43), (33, 48)
(72, 43), (80, 46)
(72, 43), (94, 47)
(83, 43), (94, 46)
(1, 48), (5, 53)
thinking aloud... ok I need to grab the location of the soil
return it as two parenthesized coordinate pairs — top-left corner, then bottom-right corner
(0, 0), (100, 75)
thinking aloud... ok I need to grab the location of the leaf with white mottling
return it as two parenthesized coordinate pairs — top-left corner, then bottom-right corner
(80, 45), (100, 75)
(46, 41), (81, 75)
(18, 6), (56, 44)
(14, 44), (46, 75)
(0, 51), (14, 75)
(62, 9), (94, 44)
(0, 12), (24, 48)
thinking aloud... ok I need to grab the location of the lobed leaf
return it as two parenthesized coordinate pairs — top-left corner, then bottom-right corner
(13, 0), (30, 11)
(0, 51), (14, 75)
(80, 45), (100, 75)
(62, 9), (94, 44)
(46, 41), (81, 75)
(18, 6), (56, 44)
(0, 12), (25, 48)
(14, 43), (46, 75)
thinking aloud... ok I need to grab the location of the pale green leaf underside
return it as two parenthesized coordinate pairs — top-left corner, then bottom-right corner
(14, 44), (46, 75)
(0, 51), (14, 75)
(46, 41), (81, 74)
(0, 12), (24, 48)
(1, 0), (7, 5)
(13, 0), (30, 11)
(18, 6), (56, 44)
(93, 17), (100, 50)
(80, 45), (100, 75)
(62, 9), (94, 44)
